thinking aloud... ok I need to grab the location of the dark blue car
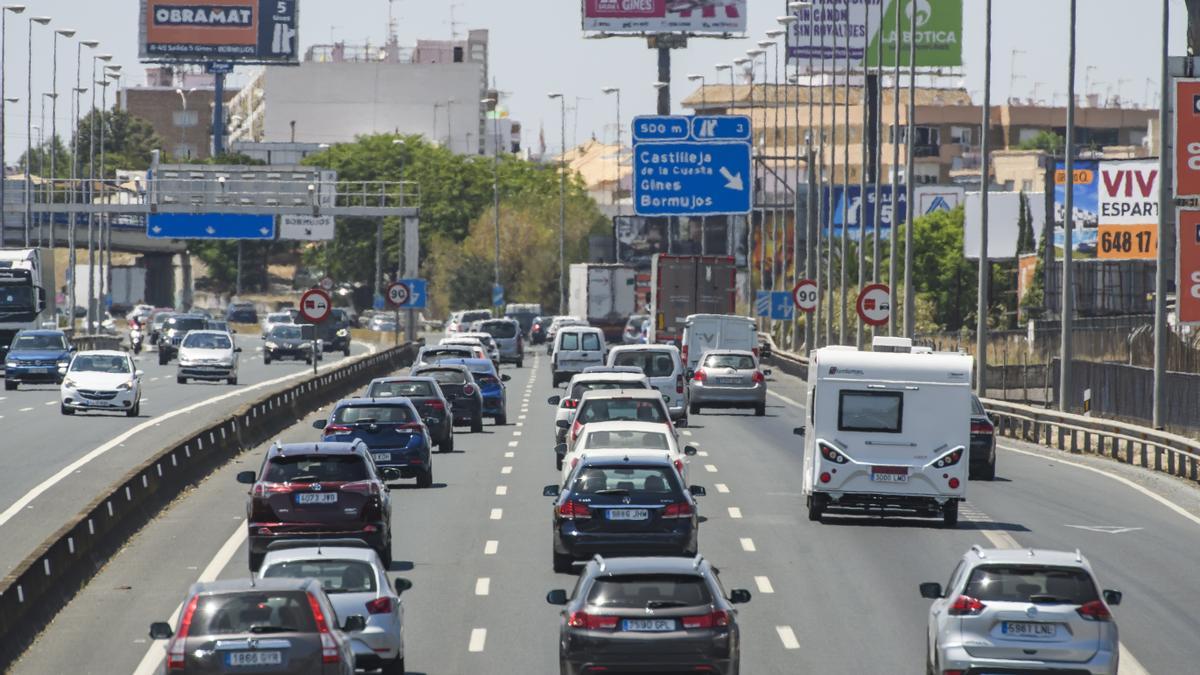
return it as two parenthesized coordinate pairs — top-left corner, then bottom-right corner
(439, 357), (510, 426)
(314, 397), (434, 487)
(5, 329), (72, 390)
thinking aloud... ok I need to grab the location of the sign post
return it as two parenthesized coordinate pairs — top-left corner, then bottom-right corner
(299, 287), (332, 374)
(856, 284), (891, 328)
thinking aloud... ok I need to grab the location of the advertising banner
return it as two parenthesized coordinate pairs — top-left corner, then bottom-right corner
(1096, 160), (1158, 260)
(787, 0), (963, 69)
(1177, 210), (1200, 324)
(823, 184), (907, 240)
(582, 0), (746, 35)
(914, 185), (964, 216)
(1174, 79), (1200, 198)
(140, 0), (299, 64)
(1053, 160), (1099, 259)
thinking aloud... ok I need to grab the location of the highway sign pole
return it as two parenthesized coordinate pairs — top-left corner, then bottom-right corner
(1060, 0), (1078, 412)
(1153, 0), (1171, 428)
(856, 1), (872, 351)
(840, 6), (851, 346)
(903, 0), (918, 338)
(299, 288), (332, 376)
(977, 0), (993, 397)
(889, 0), (900, 337)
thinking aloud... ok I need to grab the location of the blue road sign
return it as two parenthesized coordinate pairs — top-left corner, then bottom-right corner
(755, 291), (771, 318)
(770, 291), (795, 321)
(396, 279), (427, 309)
(147, 213), (275, 240)
(633, 115), (753, 217)
(492, 284), (505, 308)
(823, 185), (908, 241)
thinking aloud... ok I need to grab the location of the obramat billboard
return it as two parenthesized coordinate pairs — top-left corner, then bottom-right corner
(583, 0), (747, 35)
(139, 0), (299, 64)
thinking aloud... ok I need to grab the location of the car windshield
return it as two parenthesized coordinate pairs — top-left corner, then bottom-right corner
(191, 591), (317, 636)
(271, 326), (303, 340)
(182, 333), (232, 350)
(332, 405), (415, 424)
(0, 286), (35, 310)
(614, 350), (676, 377)
(69, 355), (131, 374)
(579, 399), (667, 424)
(569, 465), (678, 497)
(425, 348), (471, 360)
(971, 396), (986, 416)
(964, 566), (1099, 604)
(169, 317), (207, 332)
(152, 313), (174, 327)
(267, 313), (294, 323)
(703, 354), (755, 370)
(571, 381), (645, 400)
(13, 333), (67, 350)
(370, 380), (435, 398)
(480, 322), (517, 339)
(584, 430), (669, 450)
(262, 455), (369, 483)
(586, 574), (712, 609)
(262, 560), (377, 594)
(421, 369), (469, 385)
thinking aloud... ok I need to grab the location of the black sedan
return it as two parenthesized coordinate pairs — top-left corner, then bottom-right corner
(263, 324), (321, 364)
(970, 395), (996, 480)
(365, 375), (456, 452)
(411, 364), (485, 434)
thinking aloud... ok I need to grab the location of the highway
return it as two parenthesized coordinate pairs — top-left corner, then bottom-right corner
(0, 336), (376, 579)
(10, 349), (1200, 674)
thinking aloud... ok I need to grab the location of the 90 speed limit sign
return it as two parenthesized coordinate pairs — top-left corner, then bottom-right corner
(792, 279), (818, 313)
(386, 282), (411, 308)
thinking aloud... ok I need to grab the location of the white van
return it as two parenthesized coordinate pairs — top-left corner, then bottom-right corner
(680, 314), (757, 372)
(551, 326), (606, 386)
(605, 344), (689, 423)
(796, 338), (973, 527)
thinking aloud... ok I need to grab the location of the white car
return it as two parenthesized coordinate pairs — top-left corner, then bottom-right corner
(455, 332), (501, 364)
(606, 344), (690, 424)
(176, 330), (241, 385)
(563, 388), (676, 453)
(438, 337), (490, 362)
(60, 350), (143, 417)
(547, 371), (651, 447)
(545, 315), (585, 350)
(258, 540), (412, 675)
(260, 311), (296, 339)
(551, 326), (607, 386)
(561, 420), (698, 484)
(415, 343), (479, 367)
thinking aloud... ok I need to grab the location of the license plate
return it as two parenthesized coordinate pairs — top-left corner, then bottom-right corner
(606, 508), (649, 521)
(622, 618), (676, 632)
(296, 493), (338, 504)
(717, 377), (741, 385)
(373, 453), (392, 462)
(227, 651), (283, 666)
(1002, 621), (1056, 638)
(870, 467), (909, 483)
(30, 367), (51, 374)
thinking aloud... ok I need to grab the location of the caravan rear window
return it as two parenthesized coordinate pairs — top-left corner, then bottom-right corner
(838, 391), (903, 433)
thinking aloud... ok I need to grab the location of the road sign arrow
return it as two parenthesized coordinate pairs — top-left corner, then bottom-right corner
(260, 227), (270, 236)
(719, 167), (744, 191)
(151, 226), (162, 234)
(205, 226), (216, 235)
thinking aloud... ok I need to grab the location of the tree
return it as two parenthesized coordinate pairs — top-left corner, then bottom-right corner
(75, 108), (163, 173)
(1016, 191), (1035, 254)
(17, 135), (72, 178)
(909, 206), (977, 330)
(1017, 130), (1064, 156)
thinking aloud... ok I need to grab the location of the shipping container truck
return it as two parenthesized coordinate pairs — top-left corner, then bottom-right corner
(74, 265), (147, 315)
(568, 263), (637, 342)
(0, 248), (55, 359)
(648, 254), (737, 345)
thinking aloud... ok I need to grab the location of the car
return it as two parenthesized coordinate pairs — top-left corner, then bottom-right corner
(225, 301), (259, 324)
(369, 313), (399, 333)
(237, 441), (397, 571)
(148, 577), (362, 674)
(60, 350), (143, 417)
(475, 318), (524, 367)
(921, 546), (1123, 675)
(546, 555), (751, 675)
(504, 303), (542, 337)
(316, 308), (354, 356)
(259, 540), (413, 675)
(542, 453), (705, 573)
(176, 330), (241, 385)
(687, 349), (768, 417)
(264, 324), (321, 364)
(261, 310), (298, 339)
(452, 309), (493, 333)
(680, 314), (757, 372)
(158, 314), (209, 365)
(4, 329), (72, 389)
(366, 376), (456, 452)
(426, 341), (487, 363)
(437, 357), (510, 426)
(970, 395), (997, 480)
(443, 311), (464, 334)
(455, 332), (502, 366)
(548, 371), (651, 448)
(607, 344), (689, 424)
(205, 319), (233, 333)
(621, 314), (648, 345)
(565, 388), (675, 452)
(561, 420), (698, 484)
(552, 326), (607, 386)
(530, 315), (552, 345)
(315, 397), (435, 488)
(147, 310), (176, 347)
(546, 316), (586, 351)
(412, 364), (485, 433)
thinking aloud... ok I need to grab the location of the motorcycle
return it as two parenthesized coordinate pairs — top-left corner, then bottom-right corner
(130, 327), (144, 354)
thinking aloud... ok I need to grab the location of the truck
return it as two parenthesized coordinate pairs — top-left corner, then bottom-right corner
(75, 264), (147, 315)
(0, 248), (55, 359)
(568, 263), (637, 342)
(648, 254), (737, 345)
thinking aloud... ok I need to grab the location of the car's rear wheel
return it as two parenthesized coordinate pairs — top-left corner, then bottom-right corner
(417, 466), (433, 488)
(807, 494), (826, 522)
(982, 454), (997, 481)
(495, 413), (507, 426)
(4, 380), (16, 391)
(342, 344), (351, 357)
(227, 377), (238, 386)
(471, 418), (483, 433)
(382, 657), (405, 675)
(552, 550), (573, 574)
(517, 359), (524, 368)
(177, 376), (187, 384)
(127, 400), (140, 418)
(689, 403), (700, 415)
(942, 500), (959, 529)
(754, 403), (766, 417)
(158, 352), (168, 366)
(440, 433), (455, 453)
(263, 354), (272, 365)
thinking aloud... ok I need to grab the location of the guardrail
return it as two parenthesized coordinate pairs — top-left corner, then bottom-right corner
(0, 342), (419, 668)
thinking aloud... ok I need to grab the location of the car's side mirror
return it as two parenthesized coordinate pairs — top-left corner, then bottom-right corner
(312, 419), (327, 430)
(793, 427), (806, 436)
(688, 485), (707, 497)
(149, 621), (174, 640)
(236, 471), (257, 485)
(763, 369), (772, 376)
(1103, 589), (1122, 606)
(684, 445), (699, 456)
(547, 395), (561, 406)
(919, 582), (943, 599)
(729, 589), (752, 604)
(501, 374), (511, 382)
(381, 467), (402, 482)
(234, 347), (243, 353)
(546, 589), (569, 606)
(686, 369), (695, 380)
(556, 419), (570, 429)
(424, 417), (438, 427)
(394, 577), (413, 595)
(543, 485), (560, 497)
(135, 370), (145, 378)
(663, 394), (671, 402)
(988, 413), (998, 425)
(554, 443), (568, 458)
(341, 615), (367, 632)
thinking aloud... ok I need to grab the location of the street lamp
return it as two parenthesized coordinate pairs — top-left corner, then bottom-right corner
(49, 27), (74, 251)
(777, 15), (798, 311)
(481, 96), (501, 299)
(24, 14), (50, 247)
(102, 66), (121, 310)
(175, 87), (197, 159)
(688, 73), (709, 255)
(85, 51), (111, 331)
(38, 91), (55, 246)
(715, 64), (734, 112)
(0, 5), (25, 244)
(549, 92), (567, 314)
(601, 86), (621, 217)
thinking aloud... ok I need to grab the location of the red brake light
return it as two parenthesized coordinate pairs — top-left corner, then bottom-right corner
(947, 595), (986, 616)
(752, 371), (765, 384)
(934, 449), (964, 469)
(567, 611), (618, 630)
(571, 419), (583, 442)
(662, 502), (693, 519)
(564, 398), (578, 409)
(341, 480), (381, 496)
(819, 472), (832, 483)
(1077, 600), (1112, 622)
(676, 375), (684, 394)
(693, 369), (707, 383)
(307, 592), (340, 663)
(323, 424), (353, 435)
(426, 400), (446, 411)
(366, 596), (393, 615)
(463, 384), (476, 396)
(557, 500), (592, 520)
(167, 595), (200, 670)
(681, 610), (730, 629)
(674, 458), (684, 473)
(971, 420), (994, 435)
(252, 482), (294, 497)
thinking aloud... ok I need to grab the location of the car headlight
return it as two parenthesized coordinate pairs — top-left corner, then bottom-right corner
(336, 329), (349, 337)
(4, 361), (15, 368)
(63, 378), (76, 388)
(117, 380), (135, 391)
(265, 342), (278, 349)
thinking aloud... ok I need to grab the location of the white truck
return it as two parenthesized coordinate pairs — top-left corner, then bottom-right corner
(568, 263), (636, 343)
(648, 254), (737, 346)
(796, 337), (973, 527)
(680, 313), (757, 372)
(75, 265), (146, 314)
(0, 247), (55, 358)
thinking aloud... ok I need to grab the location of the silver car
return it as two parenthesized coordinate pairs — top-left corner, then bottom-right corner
(921, 546), (1123, 675)
(687, 350), (768, 417)
(476, 318), (524, 367)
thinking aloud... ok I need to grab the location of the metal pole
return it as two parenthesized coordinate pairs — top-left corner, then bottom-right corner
(839, 5), (850, 345)
(976, 0), (992, 396)
(373, 219), (383, 302)
(24, 16), (37, 247)
(615, 89), (622, 217)
(888, 0), (900, 336)
(1152, 0), (1170, 428)
(68, 40), (89, 330)
(86, 55), (96, 330)
(37, 93), (45, 246)
(236, 241), (242, 295)
(1059, 0), (1077, 412)
(657, 47), (670, 115)
(0, 8), (10, 246)
(872, 0), (883, 284)
(803, 5), (816, 353)
(51, 29), (69, 253)
(493, 108), (500, 293)
(772, 41), (781, 297)
(815, 12), (826, 350)
(902, 0), (917, 338)
(98, 78), (107, 313)
(559, 95), (567, 314)
(212, 71), (225, 156)
(826, 42), (835, 346)
(856, 1), (870, 349)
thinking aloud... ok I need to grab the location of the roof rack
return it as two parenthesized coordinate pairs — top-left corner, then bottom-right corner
(592, 554), (606, 573)
(969, 544), (987, 559)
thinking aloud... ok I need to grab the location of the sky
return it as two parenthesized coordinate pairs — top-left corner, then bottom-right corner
(3, 0), (1188, 162)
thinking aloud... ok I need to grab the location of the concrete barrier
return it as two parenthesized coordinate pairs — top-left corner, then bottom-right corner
(0, 342), (419, 668)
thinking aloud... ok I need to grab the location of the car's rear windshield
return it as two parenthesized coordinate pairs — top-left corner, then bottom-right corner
(421, 369), (469, 385)
(461, 311), (492, 323)
(584, 429), (669, 450)
(613, 350), (676, 377)
(569, 465), (678, 497)
(370, 380), (435, 398)
(570, 381), (646, 400)
(480, 322), (517, 339)
(964, 566), (1099, 604)
(191, 591), (316, 635)
(169, 317), (207, 331)
(262, 560), (377, 594)
(183, 333), (232, 349)
(703, 354), (755, 370)
(271, 326), (303, 340)
(579, 398), (667, 424)
(13, 333), (66, 350)
(263, 455), (369, 483)
(424, 348), (471, 362)
(474, 373), (501, 387)
(332, 405), (414, 424)
(971, 396), (986, 415)
(586, 574), (712, 609)
(267, 313), (294, 323)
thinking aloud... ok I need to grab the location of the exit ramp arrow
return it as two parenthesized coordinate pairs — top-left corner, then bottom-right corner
(720, 167), (744, 191)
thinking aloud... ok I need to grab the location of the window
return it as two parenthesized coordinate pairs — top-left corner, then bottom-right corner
(584, 429), (669, 450)
(579, 398), (667, 424)
(949, 125), (976, 145)
(370, 380), (435, 398)
(703, 354), (755, 370)
(70, 355), (131, 373)
(582, 333), (603, 351)
(13, 333), (67, 350)
(561, 332), (580, 350)
(263, 559), (377, 594)
(192, 591), (316, 636)
(270, 325), (302, 340)
(964, 566), (1099, 604)
(586, 575), (712, 609)
(569, 466), (679, 497)
(422, 369), (468, 385)
(182, 333), (232, 349)
(263, 455), (369, 483)
(333, 404), (415, 424)
(613, 350), (677, 377)
(173, 110), (199, 128)
(837, 390), (903, 433)
(572, 380), (647, 400)
(480, 321), (517, 339)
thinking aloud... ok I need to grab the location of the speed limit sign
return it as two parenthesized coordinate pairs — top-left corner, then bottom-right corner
(386, 282), (410, 308)
(792, 279), (818, 313)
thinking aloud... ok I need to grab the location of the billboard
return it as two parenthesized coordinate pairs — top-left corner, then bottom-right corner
(140, 0), (299, 64)
(1096, 160), (1158, 260)
(582, 0), (746, 35)
(963, 192), (1046, 261)
(823, 184), (907, 240)
(1178, 210), (1200, 324)
(1174, 79), (1200, 197)
(1053, 160), (1099, 258)
(787, 0), (963, 69)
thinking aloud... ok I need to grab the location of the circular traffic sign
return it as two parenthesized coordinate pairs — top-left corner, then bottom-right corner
(319, 276), (335, 291)
(299, 288), (332, 324)
(792, 279), (818, 314)
(386, 282), (410, 308)
(856, 283), (891, 327)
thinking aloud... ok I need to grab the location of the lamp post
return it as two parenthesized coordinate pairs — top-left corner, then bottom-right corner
(50, 27), (74, 251)
(481, 96), (500, 300)
(902, 0), (917, 337)
(24, 14), (50, 247)
(175, 87), (197, 159)
(95, 74), (111, 314)
(977, 0), (993, 396)
(102, 65), (120, 311)
(762, 33), (784, 299)
(687, 74), (707, 254)
(1059, 0), (1078, 411)
(776, 15), (798, 312)
(86, 51), (111, 331)
(549, 92), (567, 314)
(0, 4), (25, 246)
(715, 64), (733, 113)
(788, 1), (814, 351)
(39, 91), (55, 246)
(745, 49), (765, 314)
(601, 86), (621, 217)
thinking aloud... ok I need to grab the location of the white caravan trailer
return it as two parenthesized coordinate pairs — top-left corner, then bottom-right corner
(795, 338), (973, 527)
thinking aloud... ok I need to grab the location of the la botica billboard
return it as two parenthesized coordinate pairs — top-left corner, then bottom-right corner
(787, 0), (963, 69)
(583, 0), (747, 35)
(140, 0), (299, 64)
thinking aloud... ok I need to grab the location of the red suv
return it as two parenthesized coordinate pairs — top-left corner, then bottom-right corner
(237, 441), (397, 571)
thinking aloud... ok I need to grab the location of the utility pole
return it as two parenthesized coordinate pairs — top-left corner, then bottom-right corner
(25, 15), (51, 247)
(902, 0), (917, 338)
(1152, 0), (1171, 427)
(977, 0), (993, 397)
(0, 5), (26, 246)
(856, 0), (872, 350)
(825, 40), (835, 346)
(815, 10), (826, 350)
(51, 28), (75, 252)
(888, 0), (901, 336)
(550, 92), (568, 314)
(1060, 0), (1078, 412)
(839, 6), (850, 345)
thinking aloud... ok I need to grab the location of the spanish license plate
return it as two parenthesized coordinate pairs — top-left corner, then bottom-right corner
(227, 651), (283, 666)
(295, 493), (338, 504)
(717, 377), (741, 385)
(870, 466), (909, 483)
(622, 618), (676, 632)
(606, 508), (649, 521)
(30, 367), (51, 374)
(1002, 621), (1056, 638)
(373, 453), (392, 462)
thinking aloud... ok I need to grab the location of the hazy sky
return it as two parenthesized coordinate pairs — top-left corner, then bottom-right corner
(4, 0), (1187, 161)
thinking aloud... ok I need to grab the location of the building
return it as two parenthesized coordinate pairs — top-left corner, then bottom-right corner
(121, 67), (239, 161)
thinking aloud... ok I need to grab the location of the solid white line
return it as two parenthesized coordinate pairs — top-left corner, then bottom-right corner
(495, 485), (507, 496)
(704, 464), (718, 473)
(501, 466), (512, 474)
(728, 507), (743, 519)
(768, 390), (804, 408)
(490, 508), (503, 520)
(755, 576), (775, 594)
(484, 540), (499, 555)
(776, 625), (800, 650)
(475, 577), (490, 596)
(715, 483), (730, 494)
(740, 537), (756, 552)
(467, 628), (487, 652)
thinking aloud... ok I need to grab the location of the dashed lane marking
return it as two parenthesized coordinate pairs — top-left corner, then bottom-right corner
(489, 508), (503, 520)
(484, 540), (498, 555)
(512, 430), (522, 436)
(728, 507), (743, 519)
(495, 485), (507, 496)
(501, 466), (512, 474)
(776, 625), (800, 650)
(698, 450), (709, 457)
(475, 578), (490, 596)
(504, 451), (515, 458)
(715, 483), (729, 493)
(740, 537), (756, 552)
(755, 576), (775, 594)
(508, 441), (519, 448)
(468, 628), (487, 652)
(18, 407), (33, 412)
(704, 464), (718, 473)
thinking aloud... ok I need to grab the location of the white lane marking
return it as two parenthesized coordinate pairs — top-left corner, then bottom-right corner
(776, 625), (800, 650)
(507, 441), (519, 448)
(501, 466), (512, 474)
(959, 503), (1022, 549)
(484, 540), (499, 555)
(740, 537), (756, 552)
(18, 407), (33, 412)
(475, 577), (490, 596)
(0, 346), (373, 529)
(150, 377), (161, 382)
(1119, 646), (1152, 675)
(755, 576), (775, 594)
(768, 390), (804, 408)
(515, 422), (524, 428)
(518, 414), (527, 420)
(728, 507), (743, 519)
(504, 451), (515, 458)
(715, 483), (730, 494)
(490, 508), (503, 520)
(512, 431), (522, 437)
(704, 464), (718, 473)
(43, 401), (56, 406)
(698, 450), (709, 457)
(495, 485), (507, 496)
(468, 628), (487, 652)
(682, 430), (693, 436)
(131, 521), (248, 675)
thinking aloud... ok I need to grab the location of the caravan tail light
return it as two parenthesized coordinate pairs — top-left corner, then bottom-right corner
(818, 442), (848, 464)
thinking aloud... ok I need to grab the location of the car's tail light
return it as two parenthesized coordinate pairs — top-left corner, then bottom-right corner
(818, 442), (848, 464)
(463, 384), (475, 396)
(570, 419), (583, 442)
(251, 482), (294, 497)
(396, 422), (425, 431)
(341, 480), (380, 496)
(947, 595), (986, 616)
(323, 424), (353, 436)
(563, 398), (578, 409)
(167, 594), (199, 670)
(676, 375), (684, 394)
(661, 502), (693, 519)
(425, 400), (445, 411)
(752, 347), (760, 359)
(933, 449), (963, 469)
(693, 369), (707, 383)
(674, 458), (685, 474)
(1077, 600), (1113, 622)
(681, 345), (689, 366)
(567, 611), (618, 630)
(557, 500), (592, 520)
(752, 371), (765, 384)
(365, 596), (392, 615)
(971, 420), (994, 435)
(307, 592), (341, 663)
(819, 472), (832, 483)
(681, 610), (730, 629)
